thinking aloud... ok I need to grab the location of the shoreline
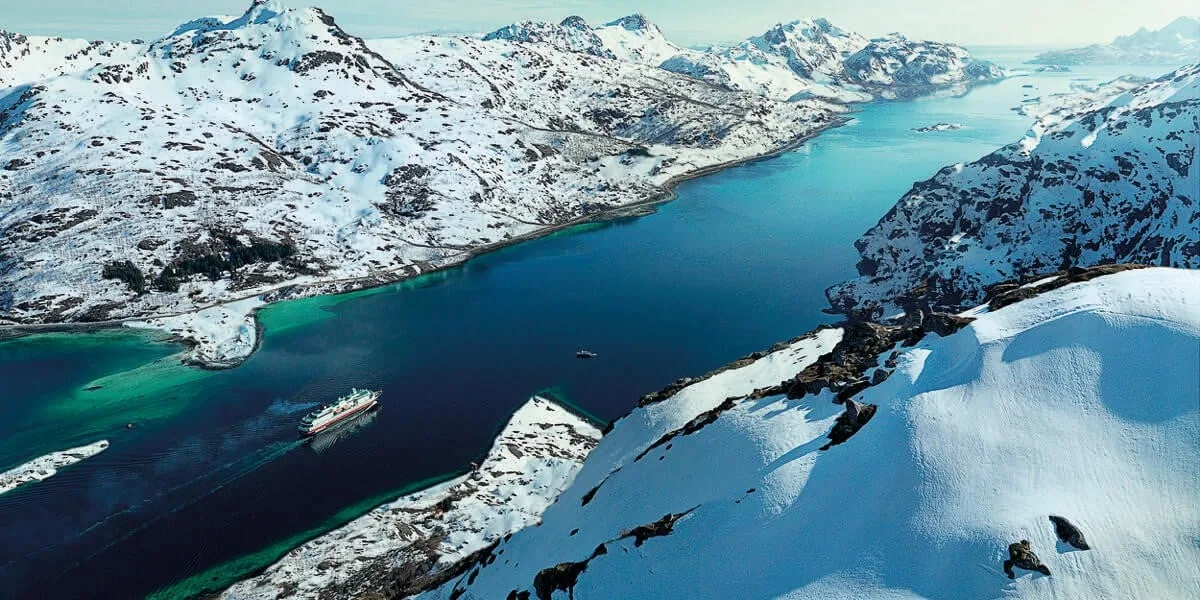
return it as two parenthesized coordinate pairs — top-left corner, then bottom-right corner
(0, 116), (849, 368)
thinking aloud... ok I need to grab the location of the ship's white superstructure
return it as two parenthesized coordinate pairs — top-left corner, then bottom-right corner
(298, 389), (380, 436)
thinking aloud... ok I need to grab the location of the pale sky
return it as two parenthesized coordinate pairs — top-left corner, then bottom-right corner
(1, 0), (1195, 47)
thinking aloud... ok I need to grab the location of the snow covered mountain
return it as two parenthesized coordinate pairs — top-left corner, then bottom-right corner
(484, 16), (1005, 103)
(0, 1), (839, 363)
(400, 266), (1200, 600)
(827, 63), (1199, 317)
(1031, 16), (1200, 66)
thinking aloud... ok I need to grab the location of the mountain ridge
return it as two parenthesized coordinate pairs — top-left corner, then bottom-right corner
(1030, 16), (1200, 65)
(483, 14), (1006, 103)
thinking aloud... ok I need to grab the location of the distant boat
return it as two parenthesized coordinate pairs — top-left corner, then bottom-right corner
(576, 349), (597, 359)
(298, 388), (380, 436)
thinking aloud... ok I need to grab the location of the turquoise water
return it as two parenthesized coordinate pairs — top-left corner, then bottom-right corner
(0, 58), (1172, 599)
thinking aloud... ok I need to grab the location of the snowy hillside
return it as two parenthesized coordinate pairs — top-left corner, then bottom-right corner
(412, 266), (1200, 600)
(0, 1), (839, 364)
(223, 396), (600, 599)
(827, 63), (1199, 317)
(0, 31), (142, 90)
(484, 16), (1005, 103)
(1031, 16), (1200, 66)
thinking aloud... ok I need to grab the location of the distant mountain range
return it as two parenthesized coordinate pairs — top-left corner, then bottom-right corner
(1031, 16), (1200, 65)
(484, 15), (1005, 102)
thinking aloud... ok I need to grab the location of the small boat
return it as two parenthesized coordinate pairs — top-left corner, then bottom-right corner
(299, 388), (381, 436)
(576, 349), (597, 359)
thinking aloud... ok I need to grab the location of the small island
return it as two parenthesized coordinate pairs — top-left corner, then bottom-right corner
(911, 122), (963, 133)
(0, 440), (110, 496)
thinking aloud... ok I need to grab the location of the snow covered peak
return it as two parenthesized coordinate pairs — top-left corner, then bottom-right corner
(1115, 15), (1199, 48)
(482, 13), (679, 66)
(482, 19), (616, 59)
(748, 17), (869, 80)
(593, 14), (681, 66)
(603, 14), (654, 32)
(1032, 16), (1200, 65)
(559, 15), (590, 30)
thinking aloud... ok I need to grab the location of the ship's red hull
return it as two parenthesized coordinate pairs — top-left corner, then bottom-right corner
(300, 400), (377, 436)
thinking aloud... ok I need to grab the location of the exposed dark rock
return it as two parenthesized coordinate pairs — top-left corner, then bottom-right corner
(923, 313), (975, 337)
(834, 378), (871, 404)
(988, 264), (1148, 311)
(1003, 539), (1052, 578)
(638, 327), (835, 407)
(533, 560), (589, 600)
(619, 510), (694, 547)
(786, 321), (910, 399)
(820, 399), (878, 450)
(870, 369), (889, 385)
(1049, 515), (1091, 550)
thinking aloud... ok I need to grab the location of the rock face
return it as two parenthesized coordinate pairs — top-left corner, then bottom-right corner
(407, 268), (1200, 600)
(1049, 515), (1091, 551)
(1031, 17), (1200, 66)
(220, 396), (601, 600)
(0, 1), (840, 362)
(827, 63), (1200, 316)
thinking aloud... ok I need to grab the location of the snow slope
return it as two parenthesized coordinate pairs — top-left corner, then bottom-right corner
(827, 63), (1200, 317)
(416, 267), (1200, 600)
(222, 396), (601, 599)
(0, 1), (839, 365)
(1031, 16), (1200, 66)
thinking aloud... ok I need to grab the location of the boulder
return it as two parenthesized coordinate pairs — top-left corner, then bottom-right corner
(1049, 515), (1091, 550)
(1003, 539), (1051, 578)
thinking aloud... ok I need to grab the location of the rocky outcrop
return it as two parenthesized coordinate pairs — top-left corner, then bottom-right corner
(820, 399), (877, 450)
(1049, 515), (1091, 551)
(1004, 539), (1052, 578)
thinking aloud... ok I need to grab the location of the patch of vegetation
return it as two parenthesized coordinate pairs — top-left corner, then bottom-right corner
(102, 260), (146, 294)
(154, 231), (297, 291)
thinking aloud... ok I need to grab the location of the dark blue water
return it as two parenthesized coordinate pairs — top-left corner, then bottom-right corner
(0, 59), (1166, 599)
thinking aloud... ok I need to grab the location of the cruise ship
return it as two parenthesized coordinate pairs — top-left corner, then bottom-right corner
(298, 388), (381, 436)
